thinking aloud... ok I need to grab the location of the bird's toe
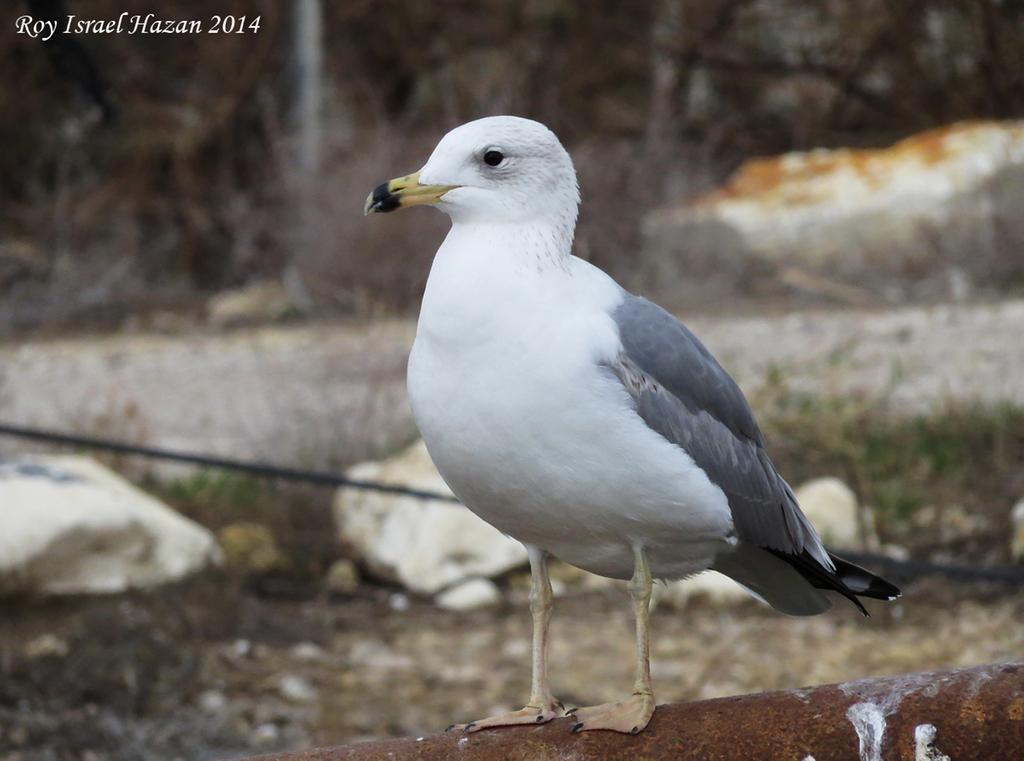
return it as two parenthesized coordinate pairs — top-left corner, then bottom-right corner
(449, 700), (564, 733)
(566, 693), (655, 735)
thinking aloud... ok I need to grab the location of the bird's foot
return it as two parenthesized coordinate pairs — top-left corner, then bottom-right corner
(568, 691), (655, 735)
(447, 696), (565, 733)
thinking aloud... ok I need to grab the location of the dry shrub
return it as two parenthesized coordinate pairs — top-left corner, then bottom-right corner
(4, 0), (1024, 331)
(274, 124), (451, 315)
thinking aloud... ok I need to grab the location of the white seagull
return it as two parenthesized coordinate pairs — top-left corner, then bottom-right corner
(365, 116), (899, 735)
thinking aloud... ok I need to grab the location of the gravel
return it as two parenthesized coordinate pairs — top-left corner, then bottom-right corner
(6, 579), (1018, 760)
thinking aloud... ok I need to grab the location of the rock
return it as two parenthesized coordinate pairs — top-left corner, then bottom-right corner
(388, 592), (410, 612)
(333, 440), (527, 594)
(217, 522), (286, 574)
(324, 558), (360, 594)
(277, 674), (318, 704)
(197, 690), (228, 713)
(231, 639), (253, 658)
(23, 633), (69, 659)
(880, 543), (911, 562)
(643, 121), (1024, 303)
(1011, 499), (1024, 562)
(252, 723), (280, 746)
(207, 279), (294, 327)
(0, 455), (221, 596)
(794, 477), (876, 549)
(348, 640), (415, 671)
(290, 642), (326, 661)
(657, 572), (750, 610)
(435, 578), (501, 611)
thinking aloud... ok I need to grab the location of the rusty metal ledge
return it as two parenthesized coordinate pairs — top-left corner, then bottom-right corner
(239, 662), (1023, 761)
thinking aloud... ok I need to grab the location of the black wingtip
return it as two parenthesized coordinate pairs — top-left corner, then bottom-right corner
(768, 548), (900, 615)
(850, 592), (870, 617)
(829, 554), (902, 601)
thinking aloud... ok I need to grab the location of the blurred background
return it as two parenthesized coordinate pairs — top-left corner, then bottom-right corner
(1, 1), (1023, 760)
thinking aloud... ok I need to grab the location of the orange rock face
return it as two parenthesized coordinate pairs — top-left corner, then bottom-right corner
(642, 120), (1024, 304)
(695, 121), (1024, 212)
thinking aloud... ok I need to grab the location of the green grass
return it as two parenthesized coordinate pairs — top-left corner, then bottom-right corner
(152, 470), (265, 518)
(757, 381), (1024, 553)
(147, 470), (339, 582)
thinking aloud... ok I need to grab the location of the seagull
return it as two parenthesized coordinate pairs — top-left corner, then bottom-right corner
(365, 116), (900, 735)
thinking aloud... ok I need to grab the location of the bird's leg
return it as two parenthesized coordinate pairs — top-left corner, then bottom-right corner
(569, 546), (656, 734)
(525, 546), (560, 711)
(448, 545), (564, 733)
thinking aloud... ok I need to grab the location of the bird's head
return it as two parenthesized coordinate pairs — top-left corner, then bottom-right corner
(364, 116), (579, 227)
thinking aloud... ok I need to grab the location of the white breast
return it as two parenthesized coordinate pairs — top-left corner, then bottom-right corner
(407, 227), (734, 580)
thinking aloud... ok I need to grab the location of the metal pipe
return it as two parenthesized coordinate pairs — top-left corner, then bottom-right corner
(238, 661), (1023, 761)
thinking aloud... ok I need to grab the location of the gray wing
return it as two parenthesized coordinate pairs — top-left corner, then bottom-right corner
(608, 293), (829, 566)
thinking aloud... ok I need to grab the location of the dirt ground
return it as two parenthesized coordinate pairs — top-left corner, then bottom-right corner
(1, 573), (1021, 761)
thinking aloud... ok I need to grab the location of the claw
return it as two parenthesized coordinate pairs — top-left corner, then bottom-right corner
(566, 693), (655, 734)
(571, 722), (584, 734)
(451, 698), (563, 732)
(445, 724), (457, 732)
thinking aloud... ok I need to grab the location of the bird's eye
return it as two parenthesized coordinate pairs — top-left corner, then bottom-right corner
(483, 150), (505, 167)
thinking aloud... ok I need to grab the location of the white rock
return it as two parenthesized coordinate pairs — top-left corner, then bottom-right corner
(794, 477), (874, 549)
(1011, 499), (1024, 562)
(253, 723), (280, 746)
(333, 440), (527, 594)
(290, 642), (326, 661)
(23, 633), (69, 659)
(880, 543), (911, 562)
(435, 578), (501, 611)
(197, 690), (228, 713)
(0, 455), (221, 596)
(232, 639), (252, 657)
(657, 571), (750, 609)
(278, 674), (317, 704)
(644, 121), (1024, 301)
(348, 640), (415, 670)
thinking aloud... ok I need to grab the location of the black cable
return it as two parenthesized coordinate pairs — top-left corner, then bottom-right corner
(838, 551), (1024, 586)
(1, 421), (1022, 585)
(0, 422), (459, 503)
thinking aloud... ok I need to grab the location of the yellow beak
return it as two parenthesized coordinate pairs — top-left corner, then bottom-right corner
(363, 171), (457, 215)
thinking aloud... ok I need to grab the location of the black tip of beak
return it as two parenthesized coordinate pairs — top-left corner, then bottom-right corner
(366, 182), (401, 214)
